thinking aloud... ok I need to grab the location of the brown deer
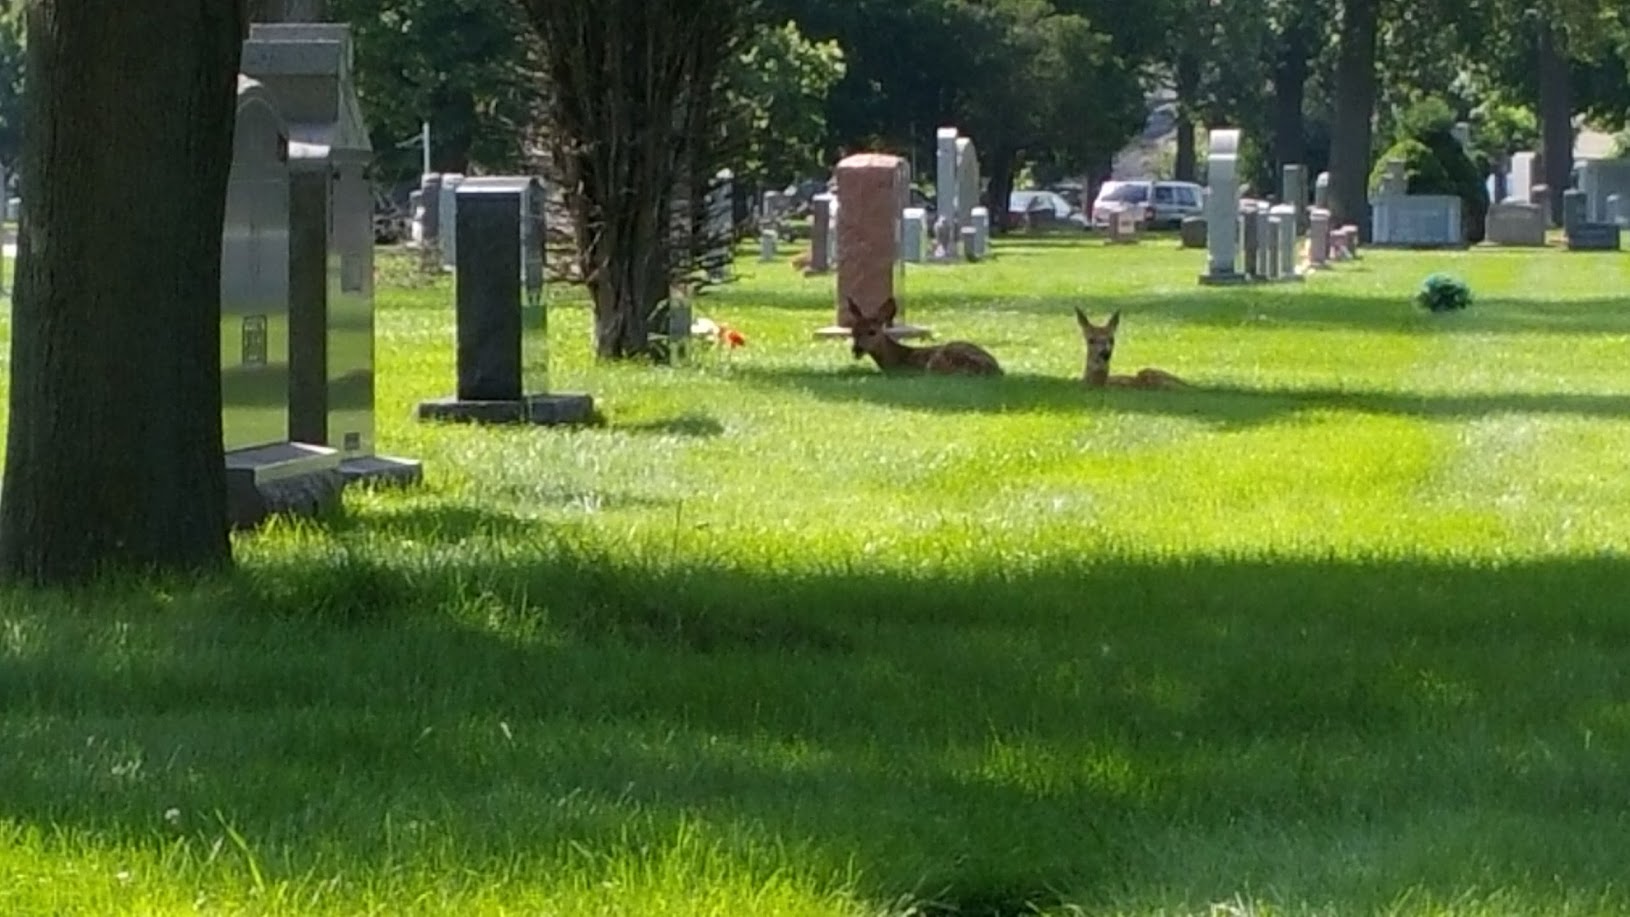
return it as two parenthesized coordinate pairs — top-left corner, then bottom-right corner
(790, 250), (813, 272)
(847, 297), (1003, 376)
(1075, 308), (1187, 389)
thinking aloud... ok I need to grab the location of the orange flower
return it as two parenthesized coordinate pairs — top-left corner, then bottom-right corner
(721, 325), (747, 349)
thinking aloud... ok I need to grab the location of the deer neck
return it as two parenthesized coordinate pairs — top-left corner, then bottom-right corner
(1084, 359), (1112, 386)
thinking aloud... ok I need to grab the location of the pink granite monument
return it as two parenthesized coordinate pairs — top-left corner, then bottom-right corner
(816, 152), (927, 340)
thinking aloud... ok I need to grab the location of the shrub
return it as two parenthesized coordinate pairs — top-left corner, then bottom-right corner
(1416, 273), (1473, 313)
(1371, 97), (1492, 244)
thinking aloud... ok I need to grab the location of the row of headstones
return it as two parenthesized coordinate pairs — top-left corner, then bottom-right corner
(413, 167), (739, 286)
(1502, 151), (1630, 226)
(1373, 147), (1627, 251)
(1197, 129), (1362, 285)
(771, 188), (993, 272)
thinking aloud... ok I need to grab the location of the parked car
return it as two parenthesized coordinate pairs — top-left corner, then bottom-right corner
(1091, 179), (1205, 229)
(1008, 189), (1090, 230)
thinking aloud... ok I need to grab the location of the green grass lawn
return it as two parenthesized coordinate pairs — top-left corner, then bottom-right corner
(4, 233), (1630, 915)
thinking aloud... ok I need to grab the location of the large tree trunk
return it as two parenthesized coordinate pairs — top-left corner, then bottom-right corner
(1272, 15), (1312, 173)
(1536, 21), (1572, 227)
(0, 2), (243, 584)
(1327, 0), (1379, 239)
(525, 0), (745, 360)
(1173, 52), (1199, 182)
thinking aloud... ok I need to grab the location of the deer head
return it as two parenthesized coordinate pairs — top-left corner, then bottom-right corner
(845, 296), (898, 360)
(1075, 307), (1121, 378)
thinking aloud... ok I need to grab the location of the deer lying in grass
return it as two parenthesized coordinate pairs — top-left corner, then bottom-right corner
(847, 297), (1003, 376)
(790, 250), (813, 271)
(1075, 308), (1188, 389)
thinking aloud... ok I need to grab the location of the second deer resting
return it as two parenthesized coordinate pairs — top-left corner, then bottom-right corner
(1075, 308), (1187, 389)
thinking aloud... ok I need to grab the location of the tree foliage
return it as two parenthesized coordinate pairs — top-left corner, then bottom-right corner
(722, 19), (846, 191)
(330, 0), (539, 180)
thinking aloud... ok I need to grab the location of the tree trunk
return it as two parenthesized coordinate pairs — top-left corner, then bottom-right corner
(1536, 21), (1572, 227)
(986, 142), (1017, 235)
(1328, 0), (1379, 239)
(1173, 52), (1199, 182)
(1272, 16), (1312, 173)
(0, 2), (242, 584)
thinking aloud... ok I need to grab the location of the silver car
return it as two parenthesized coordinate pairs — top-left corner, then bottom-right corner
(1091, 180), (1205, 229)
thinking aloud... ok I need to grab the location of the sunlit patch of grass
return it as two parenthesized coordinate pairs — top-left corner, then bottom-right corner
(1, 237), (1630, 914)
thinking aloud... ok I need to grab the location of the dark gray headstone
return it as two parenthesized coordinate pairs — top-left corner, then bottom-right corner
(1180, 216), (1207, 249)
(1562, 189), (1587, 236)
(456, 192), (525, 401)
(1567, 218), (1622, 252)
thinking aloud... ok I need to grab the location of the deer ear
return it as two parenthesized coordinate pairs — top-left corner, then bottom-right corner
(879, 298), (898, 324)
(1074, 306), (1092, 329)
(1107, 310), (1121, 331)
(845, 297), (864, 321)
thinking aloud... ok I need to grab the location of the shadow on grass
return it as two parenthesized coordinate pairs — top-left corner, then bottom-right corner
(729, 364), (1630, 426)
(613, 412), (728, 439)
(5, 537), (1630, 910)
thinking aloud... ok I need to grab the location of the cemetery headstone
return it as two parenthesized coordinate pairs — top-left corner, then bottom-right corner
(241, 21), (420, 487)
(1562, 188), (1585, 237)
(808, 193), (834, 274)
(1509, 152), (1536, 203)
(438, 172), (466, 270)
(1563, 187), (1622, 251)
(970, 206), (991, 259)
(220, 75), (346, 528)
(828, 196), (841, 267)
(760, 229), (779, 262)
(1484, 201), (1546, 246)
(1180, 216), (1207, 249)
(1373, 194), (1464, 248)
(1270, 204), (1301, 280)
(818, 152), (927, 340)
(936, 127), (960, 240)
(1313, 171), (1331, 209)
(1198, 127), (1246, 285)
(1379, 159), (1407, 198)
(955, 137), (980, 228)
(1265, 214), (1283, 278)
(1307, 207), (1331, 268)
(1254, 207), (1272, 278)
(417, 179), (594, 425)
(420, 172), (443, 244)
(901, 207), (926, 263)
(1240, 202), (1263, 280)
(1577, 159), (1630, 224)
(1106, 205), (1139, 244)
(959, 225), (980, 261)
(1609, 193), (1625, 226)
